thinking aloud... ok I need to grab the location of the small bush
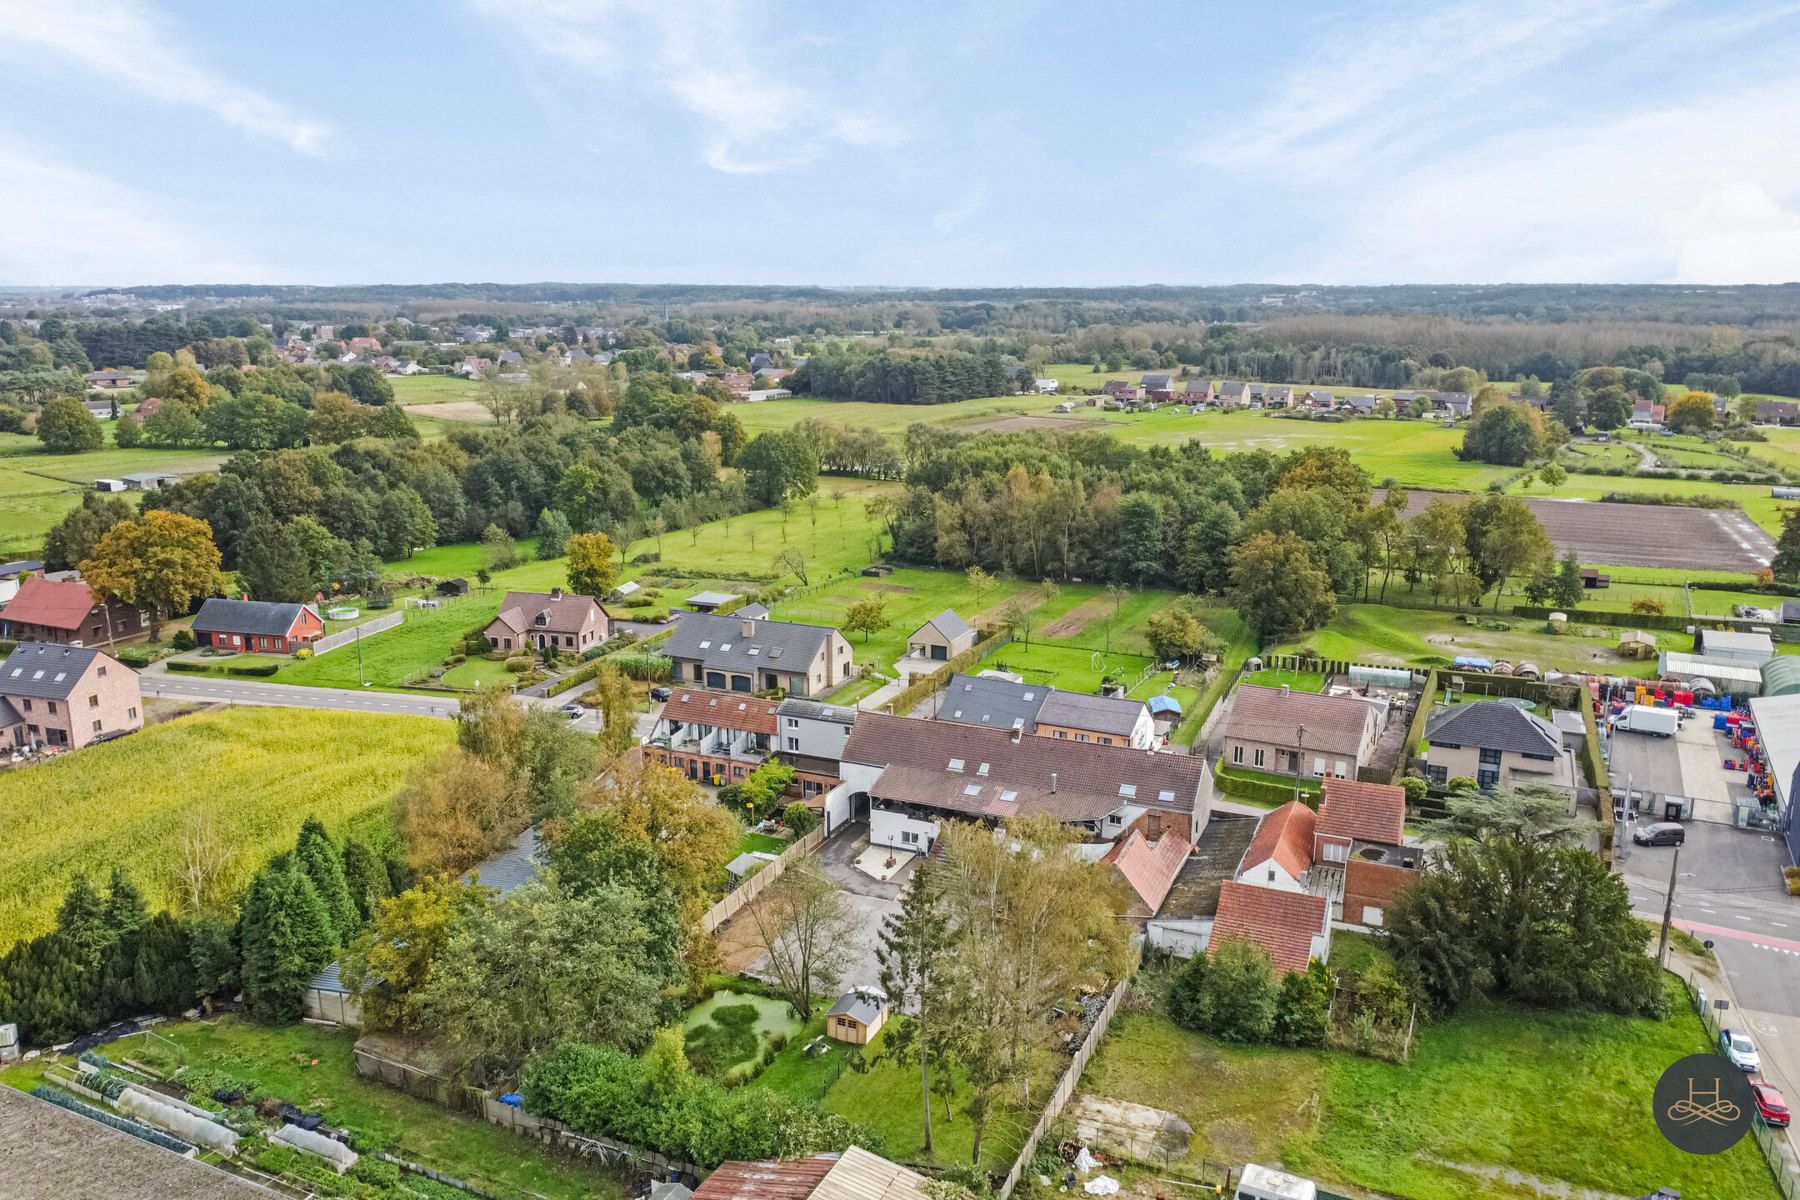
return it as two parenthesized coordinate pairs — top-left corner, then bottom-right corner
(504, 656), (532, 673)
(170, 629), (195, 651)
(782, 802), (818, 836)
(446, 653), (466, 666)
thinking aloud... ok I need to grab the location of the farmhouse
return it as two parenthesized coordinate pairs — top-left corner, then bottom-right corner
(1423, 700), (1572, 790)
(1221, 683), (1384, 780)
(82, 367), (145, 389)
(191, 598), (324, 654)
(1209, 880), (1329, 976)
(0, 641), (142, 752)
(906, 609), (975, 662)
(775, 695), (857, 801)
(1, 575), (146, 646)
(663, 612), (852, 698)
(648, 687), (780, 785)
(484, 588), (610, 654)
(1757, 400), (1799, 426)
(831, 711), (1212, 856)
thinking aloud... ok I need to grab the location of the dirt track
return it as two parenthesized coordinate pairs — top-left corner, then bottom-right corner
(1380, 492), (1775, 572)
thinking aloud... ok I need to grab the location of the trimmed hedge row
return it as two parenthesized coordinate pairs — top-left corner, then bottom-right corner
(1213, 760), (1319, 807)
(1511, 606), (1694, 633)
(166, 659), (282, 677)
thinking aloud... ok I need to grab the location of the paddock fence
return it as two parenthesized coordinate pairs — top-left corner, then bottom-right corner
(312, 609), (404, 656)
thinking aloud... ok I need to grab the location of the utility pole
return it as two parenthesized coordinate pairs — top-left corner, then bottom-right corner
(1656, 845), (1681, 968)
(1293, 724), (1307, 806)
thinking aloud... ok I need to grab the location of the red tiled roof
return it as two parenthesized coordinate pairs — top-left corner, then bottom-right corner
(663, 688), (781, 735)
(1240, 800), (1315, 881)
(1102, 828), (1191, 915)
(1317, 779), (1406, 846)
(1211, 880), (1327, 976)
(0, 576), (96, 633)
(692, 1157), (835, 1200)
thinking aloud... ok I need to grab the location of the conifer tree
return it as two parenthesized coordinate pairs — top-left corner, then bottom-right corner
(240, 855), (335, 1022)
(342, 840), (393, 925)
(876, 860), (962, 1154)
(295, 817), (358, 943)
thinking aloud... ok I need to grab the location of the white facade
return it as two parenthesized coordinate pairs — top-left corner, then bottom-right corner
(871, 807), (941, 853)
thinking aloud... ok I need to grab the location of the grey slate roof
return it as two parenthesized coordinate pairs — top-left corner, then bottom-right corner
(1782, 600), (1800, 623)
(0, 695), (20, 726)
(0, 642), (107, 700)
(0, 559), (43, 577)
(192, 597), (315, 637)
(1425, 700), (1560, 758)
(663, 611), (836, 674)
(827, 988), (888, 1026)
(778, 696), (857, 725)
(1035, 689), (1147, 737)
(936, 673), (1046, 731)
(465, 826), (542, 896)
(924, 609), (971, 641)
(737, 602), (770, 619)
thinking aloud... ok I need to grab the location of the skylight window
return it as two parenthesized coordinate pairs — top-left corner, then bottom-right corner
(1000, 789), (1019, 802)
(1023, 691), (1035, 701)
(748, 647), (761, 655)
(1118, 783), (1137, 799)
(720, 643), (732, 652)
(963, 784), (982, 796)
(976, 762), (990, 776)
(768, 648), (783, 659)
(948, 758), (965, 772)
(1157, 789), (1176, 803)
(952, 709), (964, 719)
(698, 640), (712, 649)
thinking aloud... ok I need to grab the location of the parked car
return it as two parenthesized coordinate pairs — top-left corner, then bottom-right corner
(1633, 822), (1686, 847)
(1754, 1082), (1790, 1126)
(1721, 1028), (1761, 1072)
(649, 685), (672, 702)
(559, 703), (585, 719)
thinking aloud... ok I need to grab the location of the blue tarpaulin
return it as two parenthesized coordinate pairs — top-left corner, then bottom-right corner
(499, 1093), (523, 1108)
(1452, 656), (1493, 671)
(1147, 694), (1183, 716)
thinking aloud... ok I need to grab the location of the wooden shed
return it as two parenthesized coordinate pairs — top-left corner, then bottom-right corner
(825, 987), (889, 1045)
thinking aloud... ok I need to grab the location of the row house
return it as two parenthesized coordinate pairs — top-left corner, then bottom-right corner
(648, 688), (780, 786)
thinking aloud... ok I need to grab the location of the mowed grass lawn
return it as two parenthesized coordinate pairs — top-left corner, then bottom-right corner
(0, 708), (452, 951)
(1081, 983), (1777, 1200)
(983, 640), (1154, 694)
(271, 592), (505, 690)
(0, 1018), (625, 1200)
(756, 1015), (1062, 1170)
(388, 374), (484, 404)
(1278, 602), (1682, 677)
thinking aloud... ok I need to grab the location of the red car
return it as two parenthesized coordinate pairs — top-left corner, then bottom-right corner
(1754, 1082), (1790, 1127)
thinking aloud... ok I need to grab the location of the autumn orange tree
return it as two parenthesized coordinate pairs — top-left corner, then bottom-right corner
(79, 509), (225, 640)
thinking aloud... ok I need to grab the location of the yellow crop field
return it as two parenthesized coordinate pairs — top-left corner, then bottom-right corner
(0, 708), (453, 951)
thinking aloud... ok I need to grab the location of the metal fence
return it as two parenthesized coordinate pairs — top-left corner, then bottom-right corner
(312, 609), (403, 656)
(996, 983), (1124, 1200)
(698, 825), (825, 933)
(1676, 969), (1800, 1198)
(478, 1095), (704, 1183)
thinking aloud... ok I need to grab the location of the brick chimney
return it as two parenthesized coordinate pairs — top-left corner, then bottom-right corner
(741, 619), (755, 638)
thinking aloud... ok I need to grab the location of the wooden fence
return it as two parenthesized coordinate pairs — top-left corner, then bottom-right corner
(313, 609), (403, 656)
(997, 983), (1124, 1200)
(698, 825), (826, 934)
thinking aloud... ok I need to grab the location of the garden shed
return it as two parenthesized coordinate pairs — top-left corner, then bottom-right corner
(825, 987), (888, 1045)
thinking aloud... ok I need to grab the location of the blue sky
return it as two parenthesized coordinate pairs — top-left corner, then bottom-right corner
(4, 0), (1800, 287)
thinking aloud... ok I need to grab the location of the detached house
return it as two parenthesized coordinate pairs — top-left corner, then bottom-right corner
(191, 598), (324, 654)
(1221, 683), (1385, 780)
(1140, 373), (1175, 400)
(0, 576), (145, 646)
(0, 642), (142, 752)
(1424, 700), (1573, 790)
(1184, 379), (1215, 402)
(484, 589), (611, 654)
(662, 612), (852, 698)
(1217, 380), (1251, 408)
(906, 609), (975, 661)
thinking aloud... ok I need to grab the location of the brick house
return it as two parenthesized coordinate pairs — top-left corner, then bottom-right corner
(1208, 880), (1329, 976)
(1221, 683), (1385, 781)
(1423, 700), (1572, 790)
(484, 589), (611, 655)
(1312, 778), (1417, 928)
(0, 642), (143, 752)
(647, 687), (780, 786)
(190, 598), (325, 654)
(0, 575), (146, 646)
(662, 612), (852, 698)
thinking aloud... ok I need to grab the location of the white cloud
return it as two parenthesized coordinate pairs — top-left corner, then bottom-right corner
(468, 0), (901, 172)
(1294, 80), (1800, 284)
(0, 136), (255, 284)
(0, 0), (327, 153)
(1194, 0), (1672, 180)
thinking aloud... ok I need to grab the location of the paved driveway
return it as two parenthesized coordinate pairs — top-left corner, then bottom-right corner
(809, 823), (908, 992)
